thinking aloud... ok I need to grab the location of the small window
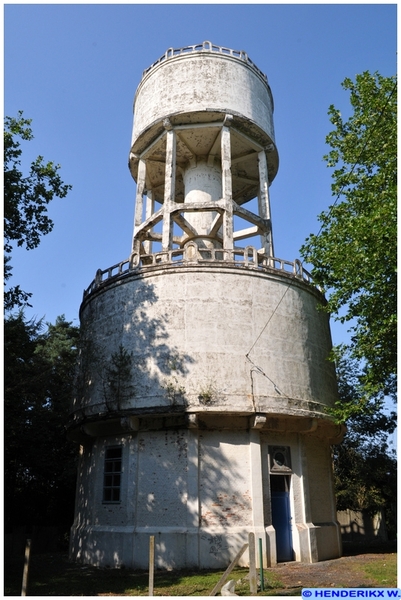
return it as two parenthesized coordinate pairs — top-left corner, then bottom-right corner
(103, 446), (122, 503)
(268, 446), (292, 474)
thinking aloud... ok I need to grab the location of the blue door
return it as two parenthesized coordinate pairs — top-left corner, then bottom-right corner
(271, 491), (293, 562)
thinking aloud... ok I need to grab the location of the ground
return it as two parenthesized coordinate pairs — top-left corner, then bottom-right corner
(4, 542), (397, 596)
(268, 549), (397, 594)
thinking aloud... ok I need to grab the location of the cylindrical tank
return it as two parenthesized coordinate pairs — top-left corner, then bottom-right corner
(131, 41), (275, 146)
(69, 42), (343, 572)
(129, 40), (278, 207)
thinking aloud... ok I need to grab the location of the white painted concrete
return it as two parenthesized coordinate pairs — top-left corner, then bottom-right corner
(70, 428), (342, 568)
(73, 265), (338, 422)
(69, 42), (343, 570)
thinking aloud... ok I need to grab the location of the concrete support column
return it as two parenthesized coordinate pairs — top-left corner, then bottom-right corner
(298, 436), (318, 563)
(249, 430), (268, 567)
(221, 120), (233, 250)
(132, 158), (147, 254)
(162, 124), (176, 252)
(257, 150), (274, 257)
(250, 430), (264, 529)
(182, 158), (222, 248)
(186, 429), (200, 566)
(143, 191), (154, 255)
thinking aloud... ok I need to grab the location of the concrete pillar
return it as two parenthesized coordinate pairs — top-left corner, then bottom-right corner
(298, 436), (318, 563)
(257, 150), (274, 257)
(249, 430), (268, 567)
(221, 121), (233, 250)
(143, 191), (154, 255)
(186, 429), (199, 566)
(182, 157), (222, 248)
(132, 158), (146, 254)
(162, 124), (176, 252)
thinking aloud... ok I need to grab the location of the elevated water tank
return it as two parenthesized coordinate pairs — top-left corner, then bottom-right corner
(68, 42), (344, 572)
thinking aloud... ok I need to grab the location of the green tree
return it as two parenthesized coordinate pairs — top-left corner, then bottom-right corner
(4, 111), (72, 310)
(5, 312), (79, 537)
(300, 72), (397, 406)
(332, 355), (397, 537)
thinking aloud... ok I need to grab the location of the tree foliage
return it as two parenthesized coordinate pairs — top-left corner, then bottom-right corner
(4, 111), (72, 310)
(300, 72), (397, 403)
(4, 313), (80, 535)
(333, 355), (397, 536)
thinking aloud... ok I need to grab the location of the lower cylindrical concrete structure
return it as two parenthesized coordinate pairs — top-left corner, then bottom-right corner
(72, 262), (338, 419)
(68, 256), (343, 569)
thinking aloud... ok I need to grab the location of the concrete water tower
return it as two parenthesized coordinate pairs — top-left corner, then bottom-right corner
(68, 41), (344, 569)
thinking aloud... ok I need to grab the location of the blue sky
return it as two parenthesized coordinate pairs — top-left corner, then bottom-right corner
(4, 2), (397, 353)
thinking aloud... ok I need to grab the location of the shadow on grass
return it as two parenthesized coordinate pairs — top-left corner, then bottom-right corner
(5, 542), (397, 596)
(5, 554), (148, 596)
(5, 553), (253, 597)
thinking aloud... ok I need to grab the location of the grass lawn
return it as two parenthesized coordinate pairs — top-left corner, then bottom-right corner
(5, 553), (283, 596)
(359, 553), (398, 588)
(4, 548), (397, 596)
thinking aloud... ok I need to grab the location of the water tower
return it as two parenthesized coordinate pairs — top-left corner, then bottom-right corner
(68, 41), (344, 570)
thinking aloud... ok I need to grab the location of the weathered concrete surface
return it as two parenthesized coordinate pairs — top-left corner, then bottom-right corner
(69, 264), (342, 569)
(71, 265), (338, 424)
(69, 42), (343, 571)
(131, 49), (276, 158)
(69, 427), (341, 569)
(129, 43), (278, 207)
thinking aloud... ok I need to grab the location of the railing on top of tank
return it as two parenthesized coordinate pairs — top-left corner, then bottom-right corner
(142, 40), (268, 83)
(83, 243), (314, 299)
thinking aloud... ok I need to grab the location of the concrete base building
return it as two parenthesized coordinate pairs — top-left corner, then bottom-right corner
(68, 42), (344, 569)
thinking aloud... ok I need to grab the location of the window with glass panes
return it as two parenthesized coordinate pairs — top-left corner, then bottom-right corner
(103, 446), (122, 502)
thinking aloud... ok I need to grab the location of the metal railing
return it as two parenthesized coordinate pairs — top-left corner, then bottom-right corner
(83, 244), (314, 300)
(142, 40), (268, 83)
